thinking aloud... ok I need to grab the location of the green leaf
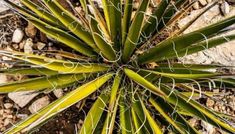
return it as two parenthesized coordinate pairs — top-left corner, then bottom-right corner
(139, 68), (219, 79)
(102, 0), (111, 32)
(139, 98), (162, 134)
(122, 0), (133, 44)
(160, 0), (197, 31)
(42, 0), (97, 49)
(80, 93), (109, 134)
(80, 0), (87, 13)
(20, 0), (65, 28)
(124, 68), (168, 97)
(131, 107), (144, 134)
(89, 16), (116, 61)
(149, 97), (198, 134)
(122, 0), (150, 62)
(109, 74), (121, 110)
(157, 0), (187, 31)
(0, 68), (58, 76)
(101, 74), (121, 134)
(29, 18), (96, 57)
(88, 1), (111, 41)
(3, 0), (63, 29)
(0, 74), (84, 93)
(4, 74), (113, 134)
(1, 51), (109, 74)
(150, 98), (184, 133)
(138, 15), (235, 63)
(132, 95), (154, 134)
(156, 63), (227, 71)
(142, 0), (172, 37)
(200, 77), (235, 88)
(125, 69), (234, 133)
(109, 0), (122, 50)
(162, 34), (235, 61)
(102, 93), (120, 134)
(160, 84), (235, 133)
(119, 89), (132, 134)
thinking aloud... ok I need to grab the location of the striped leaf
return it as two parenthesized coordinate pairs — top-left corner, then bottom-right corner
(43, 0), (97, 49)
(4, 74), (113, 134)
(89, 16), (116, 61)
(20, 0), (65, 27)
(0, 74), (84, 93)
(0, 68), (58, 76)
(138, 15), (235, 63)
(80, 94), (109, 134)
(1, 51), (109, 74)
(122, 0), (150, 62)
(122, 0), (133, 44)
(119, 89), (132, 134)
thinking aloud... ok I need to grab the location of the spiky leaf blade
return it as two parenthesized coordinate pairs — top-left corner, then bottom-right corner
(4, 74), (113, 133)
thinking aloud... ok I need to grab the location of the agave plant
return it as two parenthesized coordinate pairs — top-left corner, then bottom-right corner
(1, 0), (235, 133)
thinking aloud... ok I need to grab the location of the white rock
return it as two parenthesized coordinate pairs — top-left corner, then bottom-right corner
(206, 98), (215, 107)
(201, 121), (216, 134)
(55, 54), (63, 60)
(220, 1), (230, 16)
(8, 91), (39, 108)
(0, 1), (9, 13)
(178, 5), (235, 66)
(24, 38), (34, 54)
(53, 89), (64, 98)
(12, 28), (24, 43)
(0, 74), (8, 84)
(36, 42), (46, 50)
(12, 44), (19, 49)
(2, 56), (12, 61)
(226, 0), (235, 4)
(28, 96), (50, 113)
(188, 118), (198, 127)
(3, 118), (11, 126)
(193, 2), (200, 10)
(16, 114), (28, 119)
(3, 103), (13, 109)
(199, 0), (207, 6)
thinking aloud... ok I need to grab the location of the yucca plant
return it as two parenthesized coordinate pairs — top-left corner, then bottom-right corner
(1, 0), (235, 133)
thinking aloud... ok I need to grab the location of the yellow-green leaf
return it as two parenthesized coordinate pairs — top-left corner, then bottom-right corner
(4, 73), (113, 134)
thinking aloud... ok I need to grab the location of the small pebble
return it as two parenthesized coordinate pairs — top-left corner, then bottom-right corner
(220, 1), (230, 16)
(19, 40), (26, 49)
(28, 96), (50, 113)
(12, 44), (19, 49)
(213, 89), (219, 93)
(3, 118), (11, 126)
(53, 89), (64, 98)
(36, 42), (46, 50)
(16, 114), (28, 119)
(206, 99), (215, 107)
(55, 54), (63, 60)
(199, 0), (208, 6)
(25, 22), (37, 38)
(24, 38), (34, 54)
(0, 74), (8, 84)
(12, 28), (24, 43)
(4, 103), (13, 109)
(193, 2), (200, 10)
